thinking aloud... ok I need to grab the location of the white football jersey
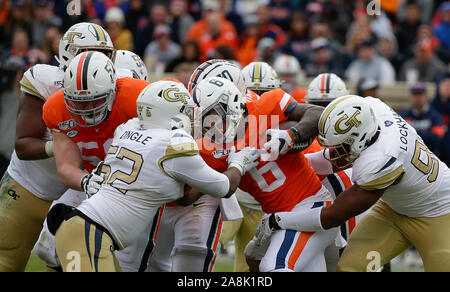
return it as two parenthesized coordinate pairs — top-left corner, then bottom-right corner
(78, 118), (230, 249)
(352, 97), (450, 217)
(7, 64), (67, 201)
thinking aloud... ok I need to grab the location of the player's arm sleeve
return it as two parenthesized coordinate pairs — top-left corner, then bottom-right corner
(162, 154), (230, 198)
(260, 88), (298, 122)
(305, 149), (334, 175)
(19, 74), (45, 101)
(354, 156), (405, 191)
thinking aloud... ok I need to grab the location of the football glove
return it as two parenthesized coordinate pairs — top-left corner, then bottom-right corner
(263, 129), (294, 155)
(81, 162), (104, 198)
(226, 146), (260, 175)
(255, 214), (275, 246)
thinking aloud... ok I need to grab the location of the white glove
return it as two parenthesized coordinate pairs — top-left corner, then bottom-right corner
(226, 146), (260, 175)
(81, 162), (104, 198)
(244, 236), (271, 261)
(255, 214), (274, 247)
(263, 129), (294, 155)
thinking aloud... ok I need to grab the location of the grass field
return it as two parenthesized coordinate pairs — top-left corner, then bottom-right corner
(24, 249), (423, 272)
(24, 252), (235, 272)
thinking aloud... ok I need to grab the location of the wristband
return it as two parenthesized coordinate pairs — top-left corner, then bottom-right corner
(45, 141), (54, 157)
(289, 127), (302, 143)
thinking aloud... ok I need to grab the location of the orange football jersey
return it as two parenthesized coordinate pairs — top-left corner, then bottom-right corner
(199, 88), (323, 213)
(43, 77), (150, 172)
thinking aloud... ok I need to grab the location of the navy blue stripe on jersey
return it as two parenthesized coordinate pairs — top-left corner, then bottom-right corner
(327, 174), (344, 196)
(376, 157), (397, 174)
(138, 207), (162, 272)
(275, 230), (296, 269)
(203, 207), (221, 272)
(283, 99), (297, 117)
(340, 224), (348, 241)
(85, 221), (93, 267)
(312, 202), (324, 208)
(93, 226), (103, 272)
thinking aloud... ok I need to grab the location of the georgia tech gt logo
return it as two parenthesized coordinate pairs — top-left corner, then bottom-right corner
(63, 32), (82, 43)
(163, 88), (188, 104)
(335, 111), (361, 134)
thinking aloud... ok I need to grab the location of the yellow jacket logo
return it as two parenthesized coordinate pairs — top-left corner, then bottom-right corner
(63, 32), (82, 43)
(335, 111), (361, 134)
(163, 88), (188, 104)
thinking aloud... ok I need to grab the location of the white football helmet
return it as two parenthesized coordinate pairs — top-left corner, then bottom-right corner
(241, 61), (281, 94)
(187, 59), (246, 96)
(306, 73), (349, 105)
(114, 50), (148, 81)
(192, 77), (245, 143)
(318, 95), (379, 168)
(63, 51), (117, 127)
(58, 22), (116, 70)
(136, 80), (194, 132)
(273, 54), (301, 75)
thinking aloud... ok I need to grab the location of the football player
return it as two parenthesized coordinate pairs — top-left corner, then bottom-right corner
(41, 51), (152, 271)
(193, 74), (340, 272)
(0, 22), (115, 272)
(48, 80), (259, 272)
(146, 60), (248, 272)
(259, 95), (450, 272)
(114, 50), (148, 81)
(34, 46), (150, 272)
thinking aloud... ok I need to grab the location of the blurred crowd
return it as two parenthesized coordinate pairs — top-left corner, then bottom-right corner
(0, 0), (449, 169)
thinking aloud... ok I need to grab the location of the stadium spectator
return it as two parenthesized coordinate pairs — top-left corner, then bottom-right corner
(256, 4), (286, 49)
(400, 82), (445, 155)
(282, 11), (310, 66)
(0, 0), (33, 51)
(399, 38), (447, 83)
(304, 37), (345, 79)
(377, 34), (400, 68)
(125, 0), (149, 35)
(345, 12), (377, 56)
(395, 0), (423, 62)
(104, 7), (133, 51)
(219, 0), (244, 35)
(433, 2), (450, 49)
(267, 0), (296, 31)
(397, 0), (435, 24)
(346, 40), (396, 86)
(431, 73), (450, 167)
(169, 0), (194, 44)
(31, 0), (61, 49)
(237, 14), (259, 67)
(165, 39), (200, 73)
(134, 2), (169, 57)
(144, 24), (181, 74)
(186, 0), (238, 61)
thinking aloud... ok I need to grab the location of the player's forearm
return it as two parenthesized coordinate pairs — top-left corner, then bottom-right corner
(288, 104), (324, 142)
(56, 163), (86, 191)
(15, 138), (50, 160)
(222, 167), (242, 198)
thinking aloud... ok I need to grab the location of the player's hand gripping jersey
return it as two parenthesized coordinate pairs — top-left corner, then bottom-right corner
(199, 88), (324, 213)
(42, 77), (149, 172)
(351, 97), (450, 217)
